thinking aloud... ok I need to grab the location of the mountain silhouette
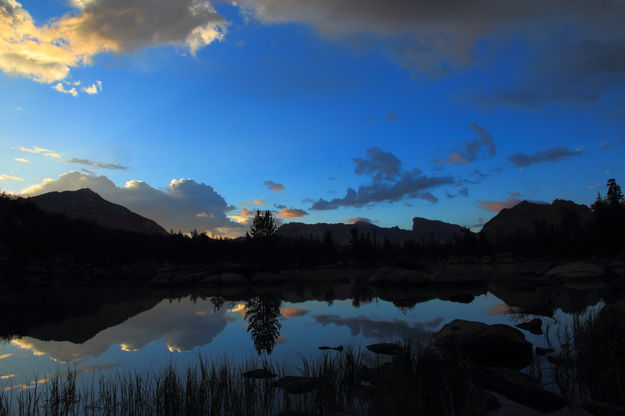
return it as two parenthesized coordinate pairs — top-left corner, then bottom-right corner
(480, 199), (592, 241)
(278, 217), (464, 245)
(30, 188), (168, 235)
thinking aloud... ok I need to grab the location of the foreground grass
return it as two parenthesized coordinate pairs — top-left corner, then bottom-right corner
(554, 302), (625, 408)
(0, 344), (486, 416)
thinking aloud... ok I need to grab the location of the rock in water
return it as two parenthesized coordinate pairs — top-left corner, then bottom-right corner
(479, 367), (568, 412)
(516, 318), (543, 335)
(432, 319), (533, 369)
(242, 369), (277, 379)
(366, 343), (401, 355)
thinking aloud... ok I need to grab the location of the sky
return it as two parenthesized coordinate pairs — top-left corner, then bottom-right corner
(1, 0), (625, 237)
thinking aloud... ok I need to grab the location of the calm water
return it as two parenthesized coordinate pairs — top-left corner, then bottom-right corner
(0, 279), (611, 408)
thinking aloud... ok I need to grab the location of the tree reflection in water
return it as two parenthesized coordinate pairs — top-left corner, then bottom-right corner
(244, 296), (282, 355)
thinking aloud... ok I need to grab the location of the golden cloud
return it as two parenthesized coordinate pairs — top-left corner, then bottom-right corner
(0, 174), (24, 181)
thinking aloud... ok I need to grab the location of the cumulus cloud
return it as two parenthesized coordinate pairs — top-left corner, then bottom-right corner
(21, 171), (242, 236)
(277, 207), (308, 219)
(0, 0), (226, 85)
(436, 123), (496, 165)
(264, 180), (285, 192)
(67, 158), (128, 170)
(82, 80), (102, 95)
(477, 195), (521, 212)
(228, 207), (255, 224)
(52, 82), (78, 97)
(507, 146), (583, 167)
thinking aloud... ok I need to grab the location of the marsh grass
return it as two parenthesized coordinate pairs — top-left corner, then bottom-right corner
(0, 343), (485, 416)
(554, 303), (625, 407)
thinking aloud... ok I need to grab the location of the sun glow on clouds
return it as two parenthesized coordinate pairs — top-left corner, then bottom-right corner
(0, 0), (227, 90)
(10, 339), (46, 356)
(0, 353), (13, 359)
(0, 174), (23, 180)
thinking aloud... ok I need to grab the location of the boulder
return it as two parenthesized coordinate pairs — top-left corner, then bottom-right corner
(273, 377), (323, 394)
(479, 367), (567, 412)
(516, 318), (543, 335)
(367, 267), (429, 285)
(366, 343), (401, 356)
(432, 319), (533, 369)
(242, 369), (277, 379)
(544, 262), (604, 279)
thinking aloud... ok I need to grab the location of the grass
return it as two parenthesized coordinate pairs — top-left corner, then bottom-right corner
(553, 303), (625, 407)
(0, 343), (486, 416)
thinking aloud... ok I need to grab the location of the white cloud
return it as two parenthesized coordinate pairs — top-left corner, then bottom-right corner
(0, 0), (227, 85)
(51, 83), (78, 97)
(13, 158), (29, 163)
(21, 171), (244, 236)
(82, 80), (102, 95)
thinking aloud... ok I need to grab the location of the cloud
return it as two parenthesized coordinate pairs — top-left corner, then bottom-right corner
(253, 199), (266, 205)
(228, 207), (255, 224)
(51, 83), (78, 97)
(281, 307), (309, 318)
(477, 195), (521, 212)
(13, 158), (29, 163)
(21, 171), (243, 236)
(313, 314), (443, 342)
(347, 217), (372, 224)
(10, 297), (231, 361)
(507, 146), (583, 167)
(436, 123), (496, 165)
(353, 146), (401, 181)
(17, 146), (51, 154)
(277, 207), (308, 219)
(311, 170), (454, 210)
(236, 0), (625, 105)
(44, 152), (61, 158)
(0, 0), (227, 85)
(0, 174), (24, 181)
(67, 158), (128, 170)
(82, 80), (102, 95)
(264, 180), (285, 192)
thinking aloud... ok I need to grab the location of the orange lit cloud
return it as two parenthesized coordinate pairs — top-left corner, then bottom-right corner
(277, 207), (308, 219)
(13, 158), (29, 163)
(281, 307), (309, 318)
(228, 208), (255, 224)
(477, 196), (521, 212)
(253, 199), (266, 205)
(0, 174), (24, 181)
(347, 217), (372, 224)
(0, 353), (13, 359)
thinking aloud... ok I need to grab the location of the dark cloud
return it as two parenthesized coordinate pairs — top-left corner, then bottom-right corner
(311, 169), (454, 210)
(436, 123), (496, 165)
(353, 146), (402, 181)
(313, 314), (443, 342)
(507, 146), (583, 167)
(67, 158), (128, 170)
(264, 180), (285, 192)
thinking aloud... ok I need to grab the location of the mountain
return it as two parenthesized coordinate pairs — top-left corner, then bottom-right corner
(412, 217), (466, 242)
(480, 199), (593, 241)
(30, 188), (168, 235)
(278, 217), (465, 245)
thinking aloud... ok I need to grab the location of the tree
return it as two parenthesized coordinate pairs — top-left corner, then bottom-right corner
(607, 178), (624, 206)
(249, 210), (277, 239)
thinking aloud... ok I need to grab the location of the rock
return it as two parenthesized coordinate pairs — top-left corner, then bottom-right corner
(242, 369), (277, 379)
(473, 390), (501, 411)
(432, 319), (533, 369)
(582, 400), (625, 416)
(273, 377), (323, 394)
(535, 347), (555, 355)
(319, 345), (343, 351)
(516, 318), (543, 335)
(479, 367), (568, 412)
(544, 262), (604, 279)
(366, 343), (401, 356)
(367, 267), (429, 285)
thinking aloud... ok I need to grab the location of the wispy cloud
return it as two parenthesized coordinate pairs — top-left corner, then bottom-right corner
(435, 123), (496, 165)
(67, 158), (128, 170)
(0, 174), (24, 181)
(277, 207), (308, 219)
(82, 80), (103, 95)
(18, 147), (51, 154)
(507, 146), (582, 167)
(52, 83), (78, 97)
(13, 158), (29, 163)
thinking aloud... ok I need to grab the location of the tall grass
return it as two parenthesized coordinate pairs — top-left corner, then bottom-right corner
(0, 343), (485, 416)
(553, 303), (625, 407)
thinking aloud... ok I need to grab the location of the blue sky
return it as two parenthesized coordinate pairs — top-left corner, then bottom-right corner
(1, 0), (624, 236)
